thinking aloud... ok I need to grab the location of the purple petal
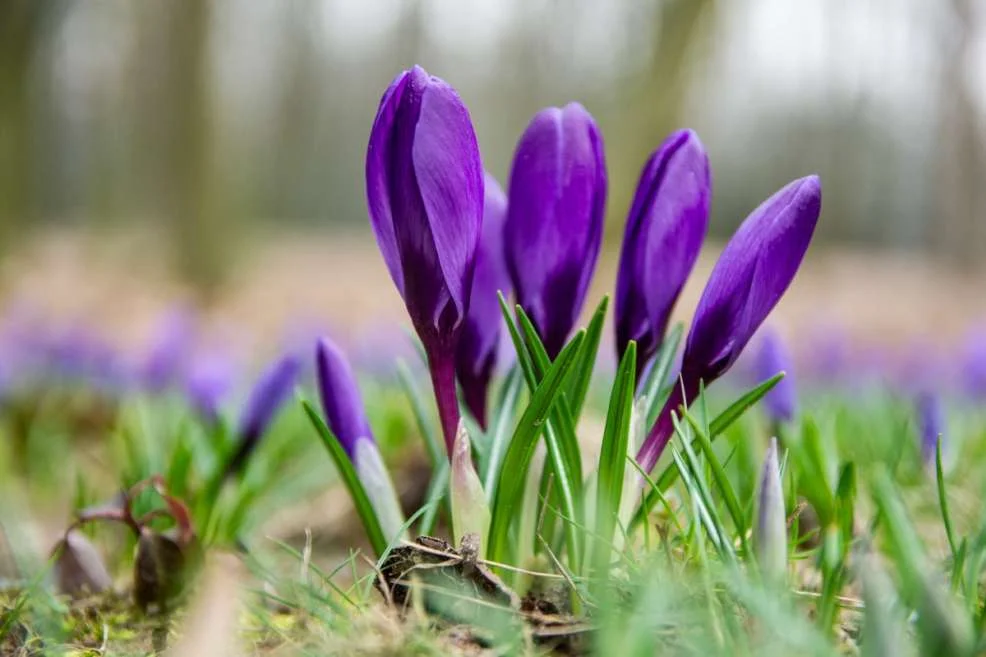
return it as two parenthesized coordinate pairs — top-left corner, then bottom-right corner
(413, 77), (484, 322)
(456, 172), (510, 427)
(684, 175), (821, 382)
(615, 129), (710, 371)
(505, 103), (607, 357)
(365, 66), (483, 342)
(316, 336), (374, 459)
(366, 70), (411, 295)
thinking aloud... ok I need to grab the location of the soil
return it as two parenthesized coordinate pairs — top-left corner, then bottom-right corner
(3, 227), (983, 360)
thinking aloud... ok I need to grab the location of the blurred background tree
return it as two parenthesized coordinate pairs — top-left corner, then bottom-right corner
(0, 0), (983, 292)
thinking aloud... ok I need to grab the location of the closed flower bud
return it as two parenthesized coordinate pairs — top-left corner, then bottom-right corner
(505, 102), (607, 358)
(638, 176), (821, 471)
(754, 437), (787, 586)
(223, 354), (301, 478)
(366, 65), (484, 455)
(615, 129), (710, 378)
(316, 336), (406, 542)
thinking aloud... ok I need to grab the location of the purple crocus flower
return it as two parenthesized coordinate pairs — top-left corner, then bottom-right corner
(754, 327), (797, 423)
(615, 129), (710, 379)
(504, 102), (607, 359)
(315, 337), (373, 459)
(315, 336), (406, 540)
(456, 172), (510, 429)
(960, 329), (986, 399)
(915, 390), (945, 463)
(223, 353), (301, 477)
(185, 352), (236, 426)
(365, 65), (484, 458)
(637, 175), (821, 472)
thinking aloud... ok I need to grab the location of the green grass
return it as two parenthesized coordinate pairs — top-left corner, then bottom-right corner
(1, 350), (985, 656)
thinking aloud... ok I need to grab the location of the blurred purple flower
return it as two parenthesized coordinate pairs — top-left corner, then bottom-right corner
(615, 129), (710, 379)
(504, 102), (607, 359)
(184, 352), (236, 426)
(754, 327), (797, 423)
(44, 327), (129, 393)
(223, 354), (301, 477)
(960, 329), (986, 399)
(456, 172), (510, 429)
(365, 65), (483, 457)
(140, 309), (197, 392)
(638, 175), (822, 472)
(915, 390), (945, 463)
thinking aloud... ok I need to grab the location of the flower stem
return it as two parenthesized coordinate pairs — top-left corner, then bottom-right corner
(461, 372), (488, 431)
(636, 379), (699, 473)
(427, 349), (461, 460)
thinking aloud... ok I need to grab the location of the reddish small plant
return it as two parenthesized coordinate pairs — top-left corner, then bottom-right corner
(54, 475), (201, 614)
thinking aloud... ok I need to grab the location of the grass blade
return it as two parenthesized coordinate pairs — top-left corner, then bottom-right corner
(593, 341), (637, 579)
(871, 469), (975, 656)
(631, 374), (784, 531)
(396, 359), (444, 467)
(488, 332), (585, 565)
(418, 459), (450, 536)
(481, 367), (523, 496)
(671, 413), (736, 564)
(708, 373), (784, 437)
(936, 436), (957, 560)
(566, 296), (609, 420)
(498, 297), (585, 569)
(641, 323), (684, 427)
(682, 407), (749, 556)
(515, 307), (583, 500)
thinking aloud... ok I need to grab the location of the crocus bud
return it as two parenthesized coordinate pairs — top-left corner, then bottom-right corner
(915, 390), (944, 464)
(505, 103), (607, 358)
(223, 354), (301, 478)
(449, 422), (490, 554)
(456, 173), (510, 429)
(754, 437), (787, 586)
(637, 175), (821, 471)
(316, 337), (406, 542)
(366, 65), (484, 456)
(754, 327), (797, 424)
(615, 130), (710, 378)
